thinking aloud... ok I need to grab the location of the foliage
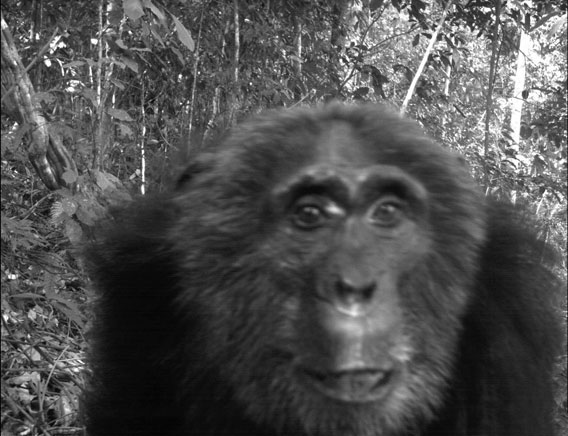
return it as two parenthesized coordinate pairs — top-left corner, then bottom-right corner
(1, 148), (86, 434)
(1, 0), (566, 434)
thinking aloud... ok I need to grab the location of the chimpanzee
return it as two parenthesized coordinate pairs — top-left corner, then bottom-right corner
(85, 104), (563, 436)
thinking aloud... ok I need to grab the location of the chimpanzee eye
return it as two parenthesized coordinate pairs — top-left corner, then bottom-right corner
(369, 197), (405, 227)
(292, 203), (327, 229)
(290, 195), (343, 230)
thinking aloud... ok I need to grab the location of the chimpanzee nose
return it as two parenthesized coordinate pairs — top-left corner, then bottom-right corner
(334, 277), (376, 307)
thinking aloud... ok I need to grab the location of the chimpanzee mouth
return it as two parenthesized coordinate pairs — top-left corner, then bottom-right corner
(299, 366), (395, 403)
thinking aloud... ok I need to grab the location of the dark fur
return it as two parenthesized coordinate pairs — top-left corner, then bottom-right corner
(85, 104), (562, 436)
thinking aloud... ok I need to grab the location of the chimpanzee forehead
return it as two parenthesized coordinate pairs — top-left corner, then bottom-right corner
(313, 122), (372, 169)
(309, 118), (433, 171)
(221, 106), (449, 192)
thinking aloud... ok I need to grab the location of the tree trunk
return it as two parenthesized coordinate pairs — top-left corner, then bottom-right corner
(1, 12), (77, 191)
(401, 0), (453, 115)
(510, 29), (529, 147)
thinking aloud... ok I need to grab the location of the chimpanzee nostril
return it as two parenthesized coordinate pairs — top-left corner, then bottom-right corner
(335, 277), (376, 305)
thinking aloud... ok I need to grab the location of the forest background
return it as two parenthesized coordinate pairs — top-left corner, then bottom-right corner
(1, 0), (566, 434)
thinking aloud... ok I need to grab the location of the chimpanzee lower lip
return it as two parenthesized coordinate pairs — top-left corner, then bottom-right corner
(298, 367), (395, 403)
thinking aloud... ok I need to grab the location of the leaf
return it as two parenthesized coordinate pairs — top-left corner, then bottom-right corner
(171, 47), (185, 65)
(81, 88), (98, 106)
(143, 0), (166, 24)
(12, 123), (31, 150)
(171, 15), (195, 51)
(50, 201), (65, 224)
(76, 207), (95, 226)
(149, 23), (166, 47)
(121, 56), (139, 73)
(548, 15), (567, 37)
(45, 285), (86, 328)
(62, 60), (86, 68)
(353, 87), (370, 98)
(64, 220), (83, 245)
(119, 123), (134, 138)
(62, 170), (78, 185)
(95, 170), (117, 191)
(115, 39), (129, 50)
(51, 299), (85, 328)
(111, 78), (126, 90)
(107, 108), (133, 121)
(108, 8), (123, 26)
(123, 0), (145, 21)
(61, 198), (77, 216)
(412, 34), (420, 47)
(532, 154), (547, 176)
(370, 0), (384, 11)
(452, 48), (461, 70)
